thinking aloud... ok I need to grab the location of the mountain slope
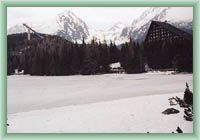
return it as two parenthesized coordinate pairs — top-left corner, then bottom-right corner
(120, 7), (193, 43)
(87, 22), (127, 44)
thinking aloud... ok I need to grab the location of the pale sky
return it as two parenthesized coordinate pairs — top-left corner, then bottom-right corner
(7, 7), (147, 30)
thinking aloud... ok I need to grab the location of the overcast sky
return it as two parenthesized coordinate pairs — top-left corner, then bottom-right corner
(7, 7), (192, 30)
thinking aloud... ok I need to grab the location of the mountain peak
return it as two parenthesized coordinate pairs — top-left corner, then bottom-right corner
(58, 9), (77, 17)
(131, 7), (170, 27)
(56, 9), (89, 42)
(57, 10), (79, 23)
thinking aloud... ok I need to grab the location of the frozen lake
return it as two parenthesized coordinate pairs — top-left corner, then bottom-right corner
(7, 72), (192, 114)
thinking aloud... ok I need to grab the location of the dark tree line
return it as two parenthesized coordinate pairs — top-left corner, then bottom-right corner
(144, 39), (192, 72)
(7, 33), (192, 76)
(7, 34), (120, 76)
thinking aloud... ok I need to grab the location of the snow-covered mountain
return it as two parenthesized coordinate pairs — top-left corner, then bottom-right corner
(120, 7), (193, 43)
(8, 7), (192, 45)
(7, 10), (89, 43)
(55, 10), (89, 42)
(90, 7), (192, 44)
(87, 22), (127, 44)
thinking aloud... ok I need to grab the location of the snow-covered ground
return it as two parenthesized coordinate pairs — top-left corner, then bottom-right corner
(7, 72), (193, 133)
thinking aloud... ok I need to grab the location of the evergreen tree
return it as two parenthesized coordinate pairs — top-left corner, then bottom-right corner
(80, 45), (99, 75)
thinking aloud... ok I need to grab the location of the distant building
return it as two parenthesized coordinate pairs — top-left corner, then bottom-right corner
(144, 21), (192, 72)
(145, 21), (192, 43)
(110, 62), (125, 73)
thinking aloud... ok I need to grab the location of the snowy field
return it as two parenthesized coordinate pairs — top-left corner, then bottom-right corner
(7, 72), (193, 133)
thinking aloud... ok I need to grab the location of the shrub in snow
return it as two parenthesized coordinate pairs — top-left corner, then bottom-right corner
(183, 82), (193, 105)
(184, 107), (193, 121)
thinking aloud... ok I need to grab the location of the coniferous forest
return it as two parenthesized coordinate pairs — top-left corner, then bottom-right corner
(7, 32), (192, 76)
